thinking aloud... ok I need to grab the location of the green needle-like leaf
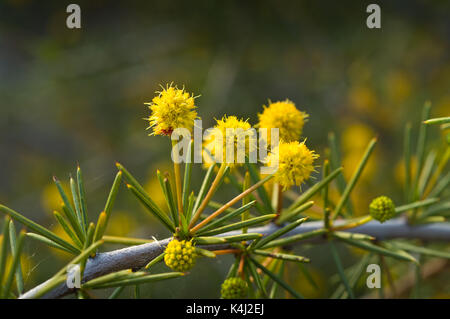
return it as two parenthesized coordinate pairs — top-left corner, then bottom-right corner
(126, 184), (175, 233)
(81, 223), (96, 275)
(298, 263), (319, 292)
(403, 123), (412, 202)
(145, 252), (165, 269)
(245, 161), (274, 213)
(54, 177), (85, 242)
(192, 163), (216, 215)
(413, 102), (431, 199)
(277, 202), (313, 224)
(70, 176), (85, 234)
(333, 138), (377, 219)
(3, 230), (25, 298)
(103, 171), (123, 230)
(225, 258), (240, 280)
(8, 221), (24, 295)
(197, 214), (276, 236)
(82, 270), (137, 288)
(26, 233), (78, 255)
(256, 217), (308, 249)
(328, 132), (353, 215)
(196, 200), (256, 234)
(429, 171), (450, 198)
(54, 240), (103, 278)
(424, 117), (450, 125)
(195, 248), (217, 258)
(247, 259), (267, 298)
(77, 166), (89, 232)
(262, 228), (327, 249)
(335, 235), (418, 264)
(195, 233), (262, 245)
(85, 272), (184, 289)
(421, 201), (450, 219)
(157, 170), (178, 226)
(53, 211), (83, 249)
(250, 257), (303, 299)
(417, 151), (436, 197)
(31, 240), (104, 299)
(119, 164), (171, 219)
(93, 211), (107, 243)
(103, 235), (153, 246)
(328, 241), (354, 299)
(253, 250), (310, 263)
(182, 140), (193, 213)
(0, 205), (80, 254)
(395, 198), (439, 214)
(30, 276), (67, 299)
(391, 242), (450, 259)
(0, 216), (10, 295)
(332, 231), (375, 241)
(186, 191), (195, 222)
(288, 167), (343, 211)
(109, 286), (125, 299)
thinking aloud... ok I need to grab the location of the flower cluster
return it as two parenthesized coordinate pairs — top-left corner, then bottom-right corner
(220, 277), (248, 299)
(267, 140), (319, 190)
(164, 239), (197, 272)
(257, 99), (308, 145)
(203, 115), (257, 168)
(369, 196), (396, 223)
(146, 84), (198, 136)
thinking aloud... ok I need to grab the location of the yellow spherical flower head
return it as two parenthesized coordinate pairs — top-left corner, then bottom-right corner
(221, 277), (248, 299)
(146, 84), (198, 136)
(164, 239), (197, 272)
(369, 196), (396, 223)
(203, 115), (257, 168)
(267, 140), (319, 190)
(257, 99), (308, 145)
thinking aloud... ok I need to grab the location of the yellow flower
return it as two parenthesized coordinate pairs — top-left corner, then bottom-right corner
(145, 83), (198, 136)
(257, 99), (308, 144)
(267, 140), (319, 190)
(203, 115), (257, 168)
(164, 239), (197, 272)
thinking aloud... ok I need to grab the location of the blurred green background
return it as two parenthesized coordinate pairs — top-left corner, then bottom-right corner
(0, 0), (449, 298)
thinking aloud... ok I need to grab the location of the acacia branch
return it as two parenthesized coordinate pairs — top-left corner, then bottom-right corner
(20, 217), (450, 299)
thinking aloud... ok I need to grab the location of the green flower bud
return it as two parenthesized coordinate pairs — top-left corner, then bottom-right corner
(369, 196), (396, 223)
(164, 239), (197, 272)
(221, 277), (248, 299)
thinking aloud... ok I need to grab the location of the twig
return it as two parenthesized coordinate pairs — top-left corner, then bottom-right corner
(20, 218), (450, 299)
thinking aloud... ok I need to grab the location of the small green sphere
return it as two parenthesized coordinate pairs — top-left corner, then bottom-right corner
(164, 239), (197, 272)
(221, 277), (248, 299)
(369, 196), (396, 223)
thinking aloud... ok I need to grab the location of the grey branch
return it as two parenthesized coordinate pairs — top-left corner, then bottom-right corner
(20, 217), (450, 299)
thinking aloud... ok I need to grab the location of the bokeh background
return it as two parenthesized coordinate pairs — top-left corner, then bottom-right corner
(0, 0), (449, 298)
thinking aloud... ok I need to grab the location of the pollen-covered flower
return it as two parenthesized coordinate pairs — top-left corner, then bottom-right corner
(369, 196), (396, 223)
(221, 277), (248, 299)
(203, 115), (257, 168)
(145, 84), (198, 136)
(164, 239), (197, 272)
(257, 99), (308, 144)
(267, 140), (319, 190)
